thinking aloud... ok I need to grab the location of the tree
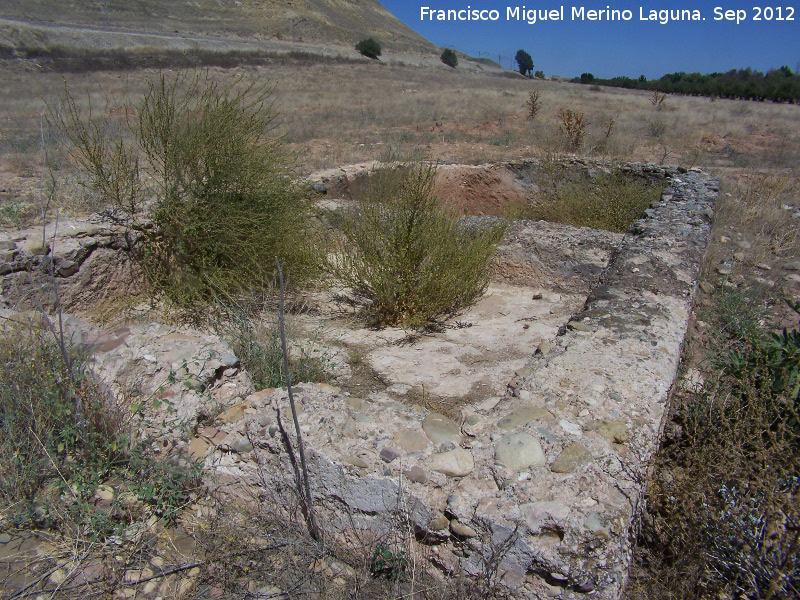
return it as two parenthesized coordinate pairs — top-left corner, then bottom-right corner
(440, 48), (458, 68)
(580, 72), (595, 83)
(515, 49), (533, 76)
(356, 37), (381, 59)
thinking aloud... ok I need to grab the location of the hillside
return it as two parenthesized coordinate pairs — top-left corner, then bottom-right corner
(0, 0), (436, 54)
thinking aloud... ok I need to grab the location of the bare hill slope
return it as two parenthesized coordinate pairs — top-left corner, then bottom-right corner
(0, 0), (435, 53)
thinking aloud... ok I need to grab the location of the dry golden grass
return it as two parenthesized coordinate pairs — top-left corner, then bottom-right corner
(2, 60), (799, 189)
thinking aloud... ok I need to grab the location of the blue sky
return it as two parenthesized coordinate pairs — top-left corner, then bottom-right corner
(379, 1), (799, 79)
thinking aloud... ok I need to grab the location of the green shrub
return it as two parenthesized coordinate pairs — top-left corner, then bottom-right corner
(56, 72), (322, 319)
(440, 48), (458, 68)
(0, 320), (198, 531)
(356, 37), (382, 59)
(332, 161), (507, 328)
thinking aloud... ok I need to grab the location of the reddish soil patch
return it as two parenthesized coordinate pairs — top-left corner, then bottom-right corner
(433, 164), (528, 216)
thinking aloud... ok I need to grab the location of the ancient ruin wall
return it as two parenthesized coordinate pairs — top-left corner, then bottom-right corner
(0, 162), (718, 599)
(207, 165), (717, 599)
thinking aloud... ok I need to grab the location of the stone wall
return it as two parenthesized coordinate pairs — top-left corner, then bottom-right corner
(0, 217), (141, 315)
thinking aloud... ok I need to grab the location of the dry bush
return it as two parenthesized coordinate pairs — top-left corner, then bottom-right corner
(0, 315), (199, 538)
(632, 291), (800, 600)
(648, 118), (668, 138)
(526, 90), (541, 120)
(0, 320), (121, 518)
(591, 117), (616, 154)
(651, 90), (667, 107)
(556, 108), (589, 152)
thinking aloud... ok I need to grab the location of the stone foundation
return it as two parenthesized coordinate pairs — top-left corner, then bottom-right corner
(0, 161), (718, 599)
(198, 166), (718, 598)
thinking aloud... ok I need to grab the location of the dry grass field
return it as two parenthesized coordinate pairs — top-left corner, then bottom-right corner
(0, 53), (799, 599)
(2, 58), (798, 174)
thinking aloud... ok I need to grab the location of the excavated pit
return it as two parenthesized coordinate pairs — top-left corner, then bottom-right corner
(0, 159), (718, 600)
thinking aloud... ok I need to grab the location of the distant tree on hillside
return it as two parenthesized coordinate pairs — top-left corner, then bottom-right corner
(580, 72), (595, 83)
(440, 48), (458, 68)
(356, 38), (381, 59)
(515, 49), (533, 76)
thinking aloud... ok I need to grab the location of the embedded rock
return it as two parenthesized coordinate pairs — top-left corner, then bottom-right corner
(495, 433), (545, 471)
(497, 407), (552, 430)
(422, 413), (463, 445)
(427, 448), (474, 477)
(550, 442), (591, 473)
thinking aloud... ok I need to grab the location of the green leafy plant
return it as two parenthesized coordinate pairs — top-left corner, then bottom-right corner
(356, 37), (382, 59)
(126, 448), (201, 522)
(332, 160), (507, 328)
(371, 542), (408, 581)
(56, 71), (322, 319)
(728, 299), (800, 424)
(440, 48), (458, 68)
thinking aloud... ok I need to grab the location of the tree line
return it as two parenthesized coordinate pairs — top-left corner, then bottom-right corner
(574, 66), (800, 102)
